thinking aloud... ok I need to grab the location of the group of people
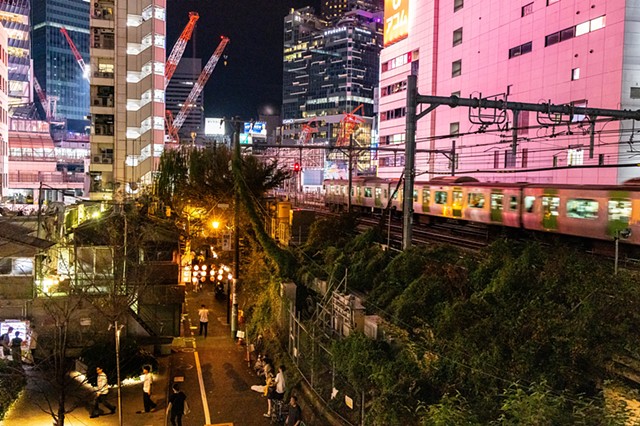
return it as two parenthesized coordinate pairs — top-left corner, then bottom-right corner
(0, 325), (37, 364)
(89, 364), (188, 426)
(252, 348), (302, 426)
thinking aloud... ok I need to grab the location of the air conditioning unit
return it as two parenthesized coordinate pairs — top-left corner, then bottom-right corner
(92, 155), (101, 163)
(102, 157), (112, 164)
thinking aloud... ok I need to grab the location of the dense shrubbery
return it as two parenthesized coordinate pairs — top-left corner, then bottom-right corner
(0, 360), (26, 420)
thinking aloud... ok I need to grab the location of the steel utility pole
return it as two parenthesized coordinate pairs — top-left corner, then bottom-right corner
(231, 119), (241, 339)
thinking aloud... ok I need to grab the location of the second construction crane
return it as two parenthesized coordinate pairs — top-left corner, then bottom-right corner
(60, 27), (89, 81)
(166, 35), (230, 143)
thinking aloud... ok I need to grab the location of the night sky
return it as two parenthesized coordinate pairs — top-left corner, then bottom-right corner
(167, 0), (322, 120)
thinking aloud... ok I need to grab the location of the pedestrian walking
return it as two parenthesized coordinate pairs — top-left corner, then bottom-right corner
(1, 327), (13, 359)
(137, 365), (157, 413)
(90, 367), (116, 418)
(285, 395), (302, 426)
(167, 383), (187, 426)
(198, 304), (209, 338)
(10, 331), (23, 363)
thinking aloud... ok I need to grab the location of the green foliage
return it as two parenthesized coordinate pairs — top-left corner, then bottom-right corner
(303, 214), (358, 256)
(0, 360), (26, 420)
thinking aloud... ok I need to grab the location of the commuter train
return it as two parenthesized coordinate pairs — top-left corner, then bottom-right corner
(323, 176), (640, 245)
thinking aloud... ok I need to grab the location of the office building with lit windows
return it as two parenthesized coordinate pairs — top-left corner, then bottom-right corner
(31, 0), (90, 124)
(0, 24), (8, 197)
(0, 0), (31, 108)
(378, 0), (638, 185)
(89, 0), (166, 200)
(281, 6), (382, 178)
(321, 0), (382, 22)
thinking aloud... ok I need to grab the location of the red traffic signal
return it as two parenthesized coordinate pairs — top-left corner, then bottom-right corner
(293, 162), (301, 172)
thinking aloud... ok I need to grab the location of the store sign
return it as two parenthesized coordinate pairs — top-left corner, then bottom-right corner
(384, 0), (410, 46)
(244, 121), (267, 136)
(205, 118), (225, 136)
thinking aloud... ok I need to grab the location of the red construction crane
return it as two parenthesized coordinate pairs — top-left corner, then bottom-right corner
(335, 104), (365, 146)
(165, 12), (199, 89)
(33, 76), (59, 121)
(60, 27), (89, 81)
(168, 36), (230, 140)
(298, 118), (319, 144)
(165, 110), (180, 144)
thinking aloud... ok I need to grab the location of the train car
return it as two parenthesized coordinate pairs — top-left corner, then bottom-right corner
(323, 179), (349, 208)
(521, 184), (640, 244)
(414, 176), (479, 220)
(358, 177), (391, 211)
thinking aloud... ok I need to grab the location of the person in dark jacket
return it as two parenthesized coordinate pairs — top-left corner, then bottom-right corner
(167, 383), (187, 426)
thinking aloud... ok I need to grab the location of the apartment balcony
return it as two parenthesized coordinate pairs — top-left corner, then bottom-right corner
(9, 171), (85, 187)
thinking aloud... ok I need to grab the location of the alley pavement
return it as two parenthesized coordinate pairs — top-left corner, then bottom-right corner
(0, 284), (277, 426)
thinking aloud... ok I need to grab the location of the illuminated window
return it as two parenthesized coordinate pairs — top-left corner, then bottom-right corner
(490, 193), (503, 211)
(542, 196), (560, 217)
(468, 193), (485, 208)
(608, 200), (631, 222)
(572, 67), (580, 81)
(567, 147), (584, 166)
(567, 199), (599, 219)
(364, 187), (372, 198)
(435, 191), (448, 204)
(509, 196), (518, 211)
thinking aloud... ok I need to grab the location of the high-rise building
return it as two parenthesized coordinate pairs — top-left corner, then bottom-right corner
(378, 0), (638, 185)
(88, 0), (166, 200)
(281, 6), (382, 180)
(0, 0), (31, 108)
(0, 24), (8, 198)
(320, 0), (382, 22)
(31, 0), (90, 123)
(166, 57), (203, 139)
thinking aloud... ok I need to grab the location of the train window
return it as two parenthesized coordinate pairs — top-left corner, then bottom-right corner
(413, 190), (418, 202)
(608, 199), (631, 222)
(383, 189), (388, 199)
(422, 189), (430, 206)
(468, 193), (485, 208)
(509, 196), (518, 210)
(375, 188), (382, 199)
(453, 191), (463, 208)
(542, 196), (560, 216)
(364, 187), (372, 198)
(491, 193), (503, 210)
(566, 199), (598, 219)
(524, 196), (535, 213)
(435, 191), (448, 204)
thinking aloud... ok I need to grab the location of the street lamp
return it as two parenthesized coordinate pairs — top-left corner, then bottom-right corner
(614, 228), (632, 275)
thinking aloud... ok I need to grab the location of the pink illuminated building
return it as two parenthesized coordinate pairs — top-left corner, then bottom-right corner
(378, 0), (637, 184)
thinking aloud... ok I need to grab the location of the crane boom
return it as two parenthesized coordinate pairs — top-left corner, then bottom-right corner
(165, 12), (199, 89)
(171, 36), (229, 134)
(60, 27), (89, 81)
(33, 76), (50, 120)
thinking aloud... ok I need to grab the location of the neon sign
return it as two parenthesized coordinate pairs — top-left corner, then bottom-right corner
(384, 0), (409, 47)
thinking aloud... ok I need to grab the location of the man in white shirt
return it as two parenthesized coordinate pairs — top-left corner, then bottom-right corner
(198, 304), (209, 338)
(137, 365), (157, 413)
(90, 366), (115, 418)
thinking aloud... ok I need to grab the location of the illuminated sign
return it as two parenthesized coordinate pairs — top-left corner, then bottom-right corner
(384, 0), (409, 47)
(244, 121), (267, 137)
(205, 118), (225, 136)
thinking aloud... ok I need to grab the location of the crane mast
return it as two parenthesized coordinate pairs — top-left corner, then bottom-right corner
(170, 36), (229, 136)
(165, 12), (199, 89)
(33, 76), (50, 120)
(60, 27), (89, 81)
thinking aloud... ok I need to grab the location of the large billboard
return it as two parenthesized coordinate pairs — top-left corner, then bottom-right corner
(384, 0), (409, 47)
(205, 118), (225, 136)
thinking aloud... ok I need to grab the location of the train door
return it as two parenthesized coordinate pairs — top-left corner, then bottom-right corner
(490, 191), (504, 222)
(607, 193), (631, 237)
(541, 192), (560, 230)
(452, 188), (463, 217)
(374, 186), (382, 208)
(422, 188), (430, 213)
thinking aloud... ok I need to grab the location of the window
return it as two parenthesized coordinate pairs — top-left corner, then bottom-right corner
(571, 100), (587, 122)
(524, 196), (535, 213)
(450, 122), (460, 135)
(453, 28), (463, 46)
(0, 258), (10, 274)
(572, 67), (580, 81)
(547, 0), (559, 4)
(491, 193), (503, 211)
(576, 16), (605, 36)
(493, 151), (500, 169)
(451, 91), (461, 98)
(364, 187), (372, 197)
(509, 41), (532, 58)
(567, 147), (584, 166)
(509, 196), (518, 211)
(567, 199), (599, 219)
(413, 190), (418, 202)
(608, 200), (631, 222)
(630, 87), (640, 99)
(435, 191), (448, 204)
(545, 27), (574, 47)
(452, 60), (462, 77)
(423, 189), (430, 207)
(522, 2), (534, 16)
(522, 148), (529, 168)
(542, 196), (560, 217)
(454, 0), (463, 12)
(504, 150), (516, 168)
(468, 193), (485, 208)
(518, 111), (529, 136)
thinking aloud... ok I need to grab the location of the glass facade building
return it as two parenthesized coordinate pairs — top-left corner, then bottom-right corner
(31, 0), (90, 122)
(0, 0), (32, 107)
